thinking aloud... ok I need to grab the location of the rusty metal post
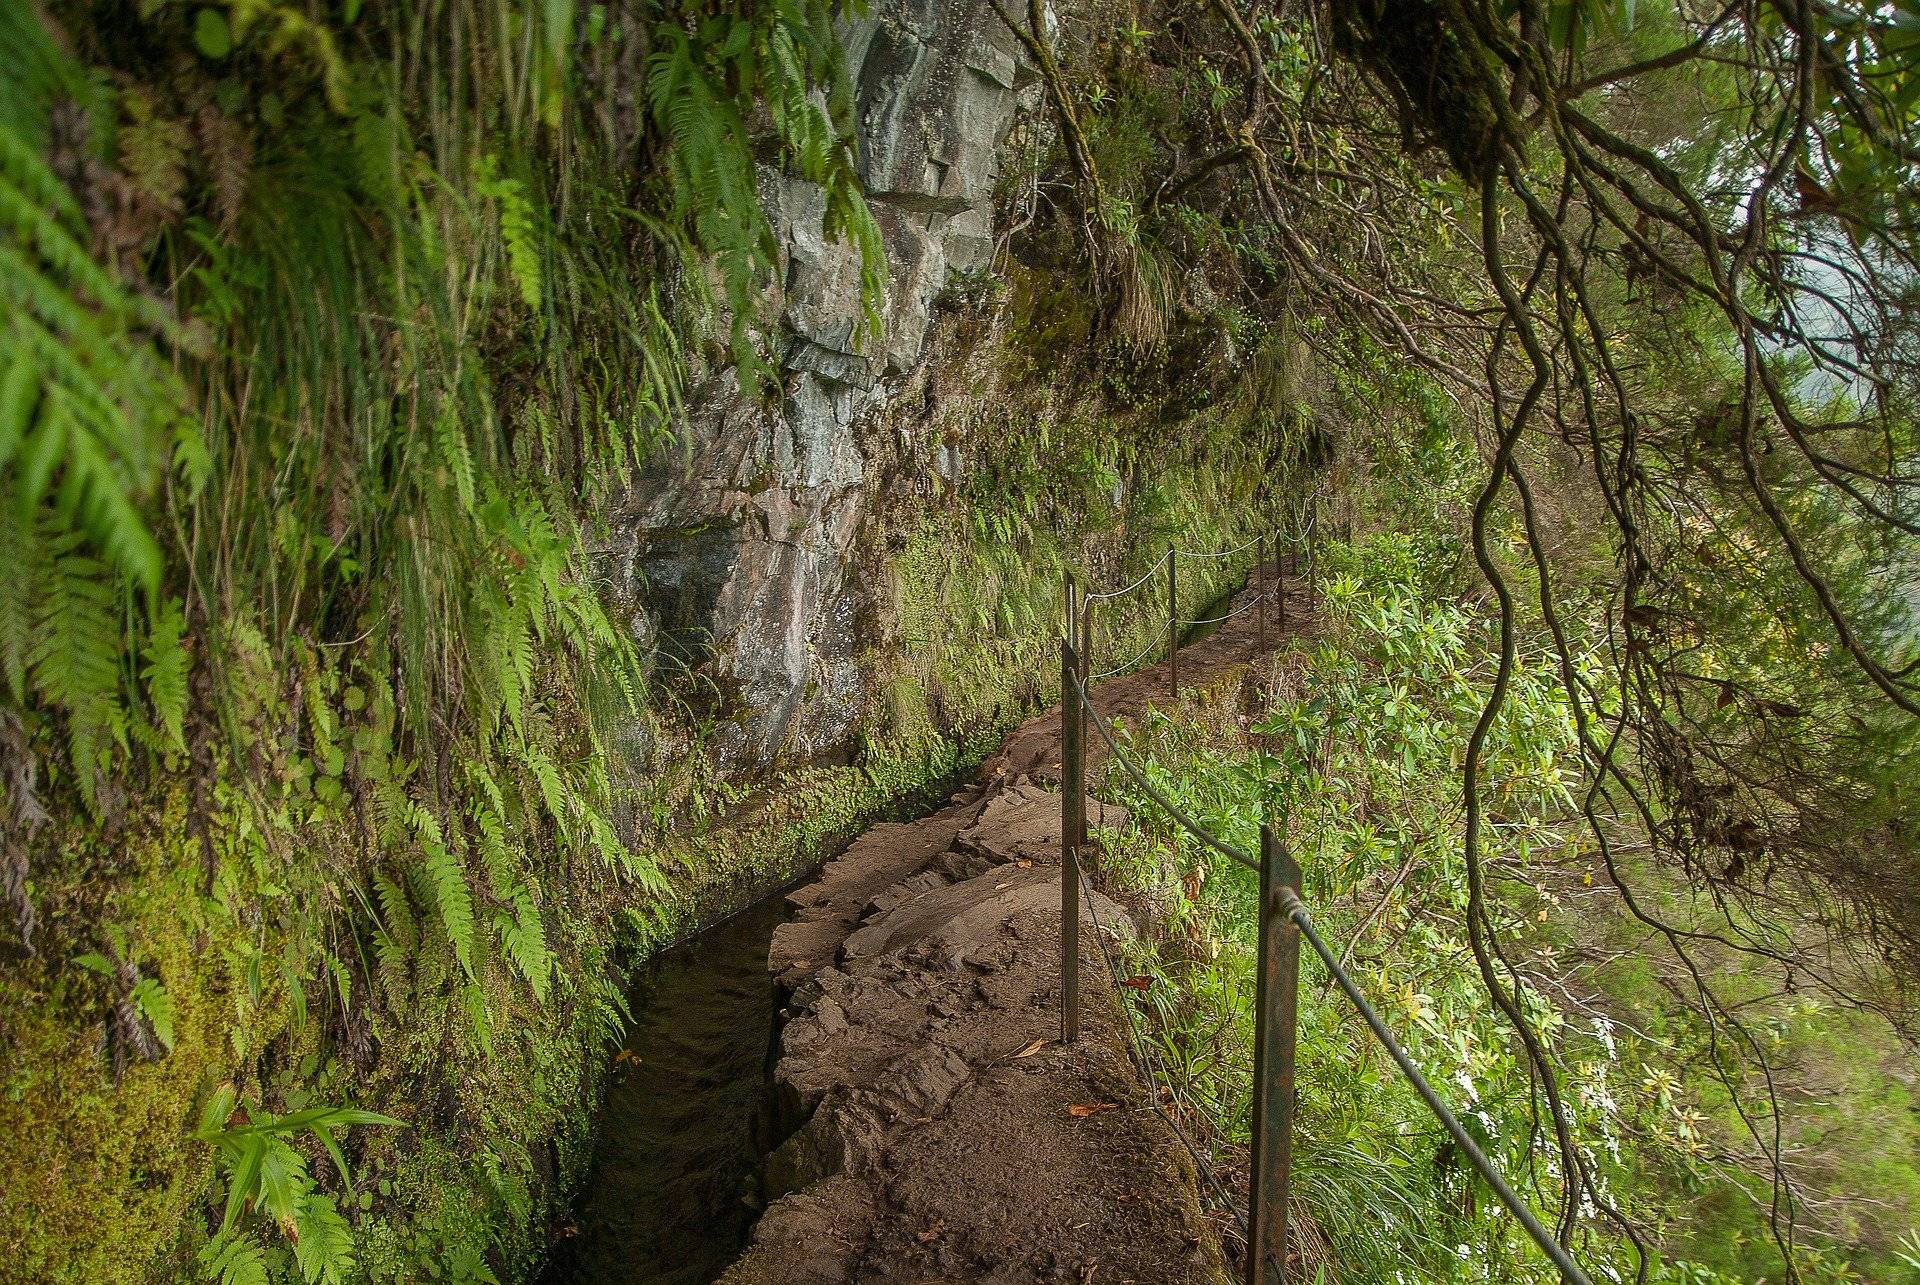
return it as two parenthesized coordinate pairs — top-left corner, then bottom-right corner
(1059, 576), (1082, 1045)
(1079, 592), (1095, 899)
(1082, 594), (1096, 700)
(1080, 590), (1095, 831)
(1248, 822), (1302, 1285)
(1276, 527), (1287, 631)
(1256, 532), (1268, 655)
(1305, 506), (1318, 613)
(1167, 545), (1179, 700)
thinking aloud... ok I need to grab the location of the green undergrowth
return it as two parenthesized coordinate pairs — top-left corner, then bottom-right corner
(877, 318), (1298, 742)
(1088, 537), (1920, 1283)
(0, 571), (1111, 1285)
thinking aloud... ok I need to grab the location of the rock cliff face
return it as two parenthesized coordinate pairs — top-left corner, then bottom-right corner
(616, 0), (1034, 771)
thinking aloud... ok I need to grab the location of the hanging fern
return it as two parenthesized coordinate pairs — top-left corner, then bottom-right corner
(0, 93), (184, 804)
(497, 892), (552, 1001)
(474, 154), (543, 313)
(26, 533), (125, 811)
(140, 597), (189, 754)
(372, 869), (418, 1006)
(469, 773), (554, 1001)
(417, 825), (478, 981)
(2, 0), (866, 1269)
(645, 0), (886, 378)
(290, 1193), (355, 1285)
(197, 1233), (269, 1285)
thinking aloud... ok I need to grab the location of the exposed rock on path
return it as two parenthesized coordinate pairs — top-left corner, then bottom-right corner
(723, 573), (1300, 1284)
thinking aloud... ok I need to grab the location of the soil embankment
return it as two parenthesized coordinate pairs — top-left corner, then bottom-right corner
(723, 572), (1302, 1284)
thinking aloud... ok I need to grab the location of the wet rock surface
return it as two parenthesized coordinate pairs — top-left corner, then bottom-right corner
(615, 0), (1033, 772)
(722, 577), (1295, 1284)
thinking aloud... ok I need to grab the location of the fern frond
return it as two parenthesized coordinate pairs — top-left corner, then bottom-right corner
(470, 795), (513, 894)
(521, 738), (570, 832)
(198, 1232), (269, 1285)
(0, 506), (31, 702)
(117, 85), (190, 214)
(141, 597), (189, 753)
(500, 605), (531, 736)
(371, 780), (414, 848)
(27, 529), (124, 810)
(433, 402), (476, 510)
(463, 756), (508, 822)
(461, 981), (494, 1059)
(495, 892), (551, 1002)
(473, 154), (543, 311)
(422, 837), (477, 981)
(372, 870), (417, 1003)
(253, 1133), (310, 1229)
(129, 976), (175, 1052)
(291, 1192), (355, 1285)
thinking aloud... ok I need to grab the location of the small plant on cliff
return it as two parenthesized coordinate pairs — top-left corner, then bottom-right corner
(193, 1085), (403, 1285)
(75, 926), (176, 1080)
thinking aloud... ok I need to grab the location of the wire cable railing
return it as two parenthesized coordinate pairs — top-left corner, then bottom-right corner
(1075, 860), (1253, 1239)
(1072, 670), (1258, 876)
(1068, 669), (1593, 1282)
(1176, 589), (1272, 630)
(1052, 518), (1596, 1285)
(1089, 631), (1165, 683)
(1283, 889), (1594, 1285)
(1085, 548), (1174, 602)
(1173, 533), (1264, 560)
(1072, 523), (1299, 698)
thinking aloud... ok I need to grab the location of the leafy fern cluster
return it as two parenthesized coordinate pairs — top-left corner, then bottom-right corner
(0, 0), (884, 1279)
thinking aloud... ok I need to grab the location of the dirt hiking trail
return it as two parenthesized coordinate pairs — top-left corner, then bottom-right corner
(720, 570), (1307, 1285)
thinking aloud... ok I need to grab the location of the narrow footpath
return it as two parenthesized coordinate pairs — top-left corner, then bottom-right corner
(722, 570), (1306, 1285)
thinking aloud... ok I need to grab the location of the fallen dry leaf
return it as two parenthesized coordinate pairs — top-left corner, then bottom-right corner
(1068, 1102), (1118, 1118)
(1012, 1038), (1050, 1059)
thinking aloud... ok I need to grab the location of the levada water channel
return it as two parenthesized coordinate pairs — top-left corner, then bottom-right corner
(538, 888), (789, 1285)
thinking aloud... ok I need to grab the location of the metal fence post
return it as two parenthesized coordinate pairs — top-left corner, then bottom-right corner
(1306, 506), (1319, 613)
(1256, 532), (1268, 655)
(1082, 591), (1098, 722)
(1276, 527), (1287, 631)
(1167, 544), (1179, 700)
(1248, 822), (1302, 1285)
(1059, 575), (1082, 1045)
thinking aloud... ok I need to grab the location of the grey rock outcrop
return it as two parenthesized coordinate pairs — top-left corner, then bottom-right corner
(615, 0), (1035, 771)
